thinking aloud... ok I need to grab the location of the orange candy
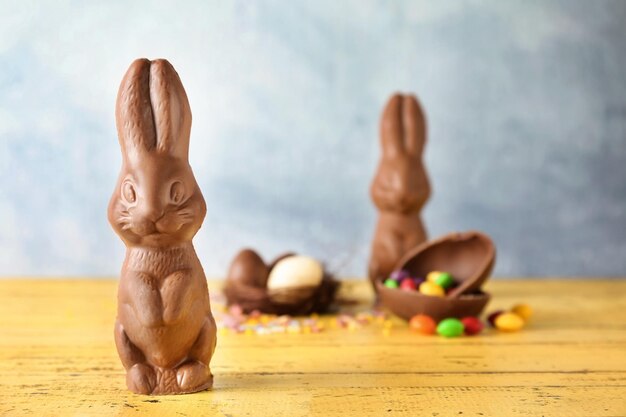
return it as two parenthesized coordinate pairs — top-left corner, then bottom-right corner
(409, 314), (437, 335)
(511, 304), (533, 322)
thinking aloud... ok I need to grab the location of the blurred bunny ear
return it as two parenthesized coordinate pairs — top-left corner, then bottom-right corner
(380, 94), (405, 157)
(402, 95), (427, 157)
(115, 58), (157, 159)
(149, 59), (192, 160)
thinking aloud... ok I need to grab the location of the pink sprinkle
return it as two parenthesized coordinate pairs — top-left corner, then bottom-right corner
(228, 304), (244, 317)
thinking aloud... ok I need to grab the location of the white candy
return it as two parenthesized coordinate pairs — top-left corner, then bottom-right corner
(267, 255), (324, 290)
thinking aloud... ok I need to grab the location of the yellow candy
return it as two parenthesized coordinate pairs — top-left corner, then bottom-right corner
(426, 271), (444, 283)
(287, 326), (301, 334)
(419, 281), (445, 297)
(495, 312), (525, 331)
(511, 304), (533, 322)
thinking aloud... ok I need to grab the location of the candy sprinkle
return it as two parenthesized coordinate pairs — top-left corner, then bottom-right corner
(217, 304), (390, 336)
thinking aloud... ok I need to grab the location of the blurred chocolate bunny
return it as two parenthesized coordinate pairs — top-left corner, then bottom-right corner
(108, 58), (216, 395)
(368, 94), (430, 291)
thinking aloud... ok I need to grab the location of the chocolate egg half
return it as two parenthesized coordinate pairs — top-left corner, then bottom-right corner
(376, 231), (495, 321)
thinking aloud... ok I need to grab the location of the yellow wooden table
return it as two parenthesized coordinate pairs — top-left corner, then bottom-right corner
(0, 279), (625, 416)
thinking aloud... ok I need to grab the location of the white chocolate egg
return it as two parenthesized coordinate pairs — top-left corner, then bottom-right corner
(267, 255), (324, 290)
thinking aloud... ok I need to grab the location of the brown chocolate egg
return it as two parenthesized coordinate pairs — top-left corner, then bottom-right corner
(376, 231), (496, 321)
(227, 248), (269, 288)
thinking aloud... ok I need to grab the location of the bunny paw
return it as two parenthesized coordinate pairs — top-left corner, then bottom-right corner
(126, 363), (156, 395)
(176, 361), (212, 393)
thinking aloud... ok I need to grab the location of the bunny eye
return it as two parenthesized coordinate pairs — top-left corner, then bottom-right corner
(121, 181), (136, 204)
(169, 181), (185, 204)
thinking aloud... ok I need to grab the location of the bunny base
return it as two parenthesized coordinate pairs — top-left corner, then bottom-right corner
(126, 362), (213, 395)
(116, 317), (215, 395)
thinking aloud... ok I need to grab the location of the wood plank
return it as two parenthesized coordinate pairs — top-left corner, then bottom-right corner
(2, 375), (625, 417)
(1, 341), (624, 375)
(0, 278), (625, 416)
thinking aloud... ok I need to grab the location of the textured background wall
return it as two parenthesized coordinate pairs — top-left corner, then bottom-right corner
(1, 0), (625, 278)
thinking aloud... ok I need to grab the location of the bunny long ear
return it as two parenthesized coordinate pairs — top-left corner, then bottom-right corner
(402, 95), (427, 157)
(380, 94), (404, 158)
(115, 58), (157, 159)
(149, 59), (192, 160)
(379, 93), (427, 158)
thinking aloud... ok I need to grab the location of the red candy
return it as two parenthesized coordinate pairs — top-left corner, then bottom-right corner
(409, 314), (437, 335)
(400, 278), (417, 291)
(461, 316), (484, 336)
(487, 310), (504, 327)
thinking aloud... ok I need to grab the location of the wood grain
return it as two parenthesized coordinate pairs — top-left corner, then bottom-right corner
(0, 279), (625, 416)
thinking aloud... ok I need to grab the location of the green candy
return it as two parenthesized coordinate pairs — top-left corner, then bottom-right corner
(384, 279), (399, 289)
(434, 272), (454, 289)
(436, 318), (464, 338)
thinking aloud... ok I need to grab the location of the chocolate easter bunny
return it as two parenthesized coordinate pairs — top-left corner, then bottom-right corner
(368, 94), (430, 291)
(108, 59), (216, 395)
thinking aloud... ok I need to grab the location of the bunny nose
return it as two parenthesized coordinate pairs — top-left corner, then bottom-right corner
(132, 206), (164, 236)
(133, 218), (157, 236)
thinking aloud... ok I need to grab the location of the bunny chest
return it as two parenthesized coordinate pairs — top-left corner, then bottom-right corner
(379, 213), (424, 244)
(120, 245), (205, 329)
(372, 214), (426, 275)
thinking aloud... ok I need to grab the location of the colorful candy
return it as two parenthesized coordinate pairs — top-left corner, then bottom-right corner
(389, 269), (410, 281)
(494, 312), (525, 331)
(387, 269), (458, 298)
(487, 310), (504, 327)
(218, 306), (390, 336)
(384, 279), (399, 289)
(487, 303), (532, 332)
(413, 277), (426, 287)
(425, 271), (441, 283)
(418, 281), (445, 297)
(436, 318), (464, 337)
(461, 317), (484, 336)
(511, 304), (533, 322)
(427, 271), (454, 289)
(400, 278), (417, 291)
(408, 314), (437, 335)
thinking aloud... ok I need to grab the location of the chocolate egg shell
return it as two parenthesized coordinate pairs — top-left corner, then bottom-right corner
(376, 230), (495, 321)
(223, 249), (339, 315)
(227, 248), (269, 288)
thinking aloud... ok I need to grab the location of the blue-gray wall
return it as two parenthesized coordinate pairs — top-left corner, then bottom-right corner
(1, 1), (625, 277)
